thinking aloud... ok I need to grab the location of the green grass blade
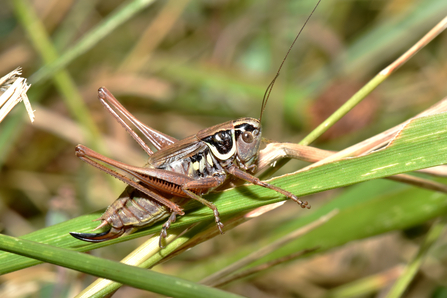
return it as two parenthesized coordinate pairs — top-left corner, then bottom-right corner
(79, 221), (211, 298)
(0, 234), (243, 298)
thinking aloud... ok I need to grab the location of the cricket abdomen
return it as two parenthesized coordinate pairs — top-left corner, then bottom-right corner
(71, 186), (172, 242)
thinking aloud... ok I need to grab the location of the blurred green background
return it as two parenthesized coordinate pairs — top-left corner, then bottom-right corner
(1, 0), (447, 297)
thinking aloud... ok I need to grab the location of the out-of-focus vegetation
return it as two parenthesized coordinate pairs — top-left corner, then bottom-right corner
(0, 0), (447, 297)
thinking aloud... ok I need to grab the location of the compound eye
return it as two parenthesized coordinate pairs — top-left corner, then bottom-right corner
(242, 131), (253, 143)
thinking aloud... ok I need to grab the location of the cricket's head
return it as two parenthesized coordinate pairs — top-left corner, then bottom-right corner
(234, 117), (262, 167)
(199, 118), (261, 167)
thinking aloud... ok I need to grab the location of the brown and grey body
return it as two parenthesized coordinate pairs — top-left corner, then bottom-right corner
(70, 120), (252, 242)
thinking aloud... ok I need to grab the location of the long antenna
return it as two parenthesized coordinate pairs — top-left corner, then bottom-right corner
(259, 0), (322, 122)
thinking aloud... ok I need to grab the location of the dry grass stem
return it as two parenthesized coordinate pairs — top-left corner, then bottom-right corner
(380, 16), (447, 75)
(256, 97), (447, 194)
(0, 67), (34, 123)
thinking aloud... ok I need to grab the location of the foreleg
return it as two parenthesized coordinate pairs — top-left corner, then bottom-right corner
(226, 164), (310, 209)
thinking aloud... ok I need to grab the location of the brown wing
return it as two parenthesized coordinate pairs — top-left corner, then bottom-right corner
(149, 134), (207, 168)
(149, 120), (235, 168)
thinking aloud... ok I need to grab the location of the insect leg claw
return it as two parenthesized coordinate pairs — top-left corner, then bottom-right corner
(213, 209), (225, 234)
(298, 200), (311, 209)
(158, 212), (178, 248)
(217, 222), (225, 234)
